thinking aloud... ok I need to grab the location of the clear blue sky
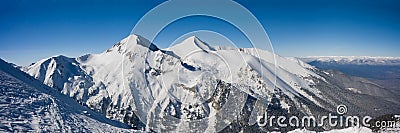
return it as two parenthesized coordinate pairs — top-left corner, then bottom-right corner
(1, 0), (399, 66)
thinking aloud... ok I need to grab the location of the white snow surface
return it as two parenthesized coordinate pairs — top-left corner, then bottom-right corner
(0, 59), (137, 132)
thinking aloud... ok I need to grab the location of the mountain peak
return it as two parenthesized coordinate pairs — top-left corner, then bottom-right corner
(106, 34), (159, 54)
(185, 35), (200, 41)
(180, 35), (204, 45)
(168, 36), (216, 57)
(179, 36), (203, 47)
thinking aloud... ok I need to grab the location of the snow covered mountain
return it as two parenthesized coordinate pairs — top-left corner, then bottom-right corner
(0, 58), (135, 132)
(21, 34), (400, 132)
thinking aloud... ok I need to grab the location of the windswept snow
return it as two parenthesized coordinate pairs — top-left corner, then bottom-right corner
(0, 59), (136, 132)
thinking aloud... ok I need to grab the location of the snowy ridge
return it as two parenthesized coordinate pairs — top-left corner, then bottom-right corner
(0, 58), (135, 132)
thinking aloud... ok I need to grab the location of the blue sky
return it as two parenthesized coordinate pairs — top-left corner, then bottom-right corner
(1, 0), (399, 66)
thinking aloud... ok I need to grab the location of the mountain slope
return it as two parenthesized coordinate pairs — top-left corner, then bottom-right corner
(22, 34), (400, 132)
(0, 59), (135, 132)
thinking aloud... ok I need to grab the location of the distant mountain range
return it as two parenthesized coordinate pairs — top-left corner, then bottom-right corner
(300, 56), (400, 99)
(2, 34), (399, 132)
(301, 56), (400, 66)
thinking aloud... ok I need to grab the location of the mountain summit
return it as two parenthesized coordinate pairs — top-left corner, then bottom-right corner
(168, 36), (216, 58)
